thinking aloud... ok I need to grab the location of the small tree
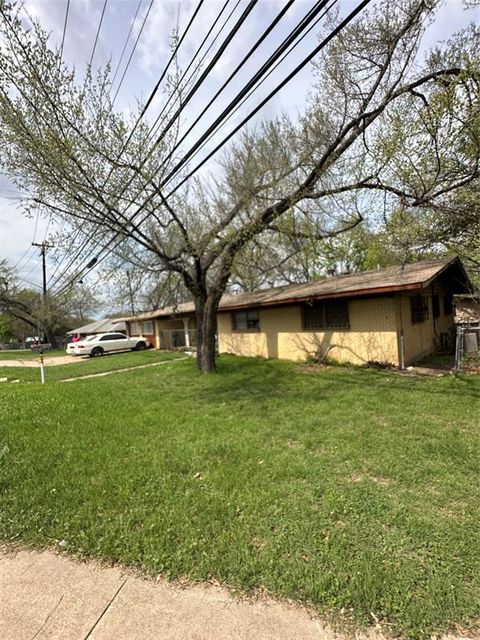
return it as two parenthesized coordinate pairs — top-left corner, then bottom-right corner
(0, 259), (100, 345)
(0, 1), (478, 371)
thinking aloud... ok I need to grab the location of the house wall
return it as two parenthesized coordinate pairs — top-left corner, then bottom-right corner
(217, 296), (399, 365)
(125, 320), (158, 349)
(127, 317), (198, 350)
(156, 317), (197, 349)
(398, 286), (454, 365)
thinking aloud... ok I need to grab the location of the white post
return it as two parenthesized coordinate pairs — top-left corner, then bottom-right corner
(39, 352), (46, 384)
(182, 317), (190, 348)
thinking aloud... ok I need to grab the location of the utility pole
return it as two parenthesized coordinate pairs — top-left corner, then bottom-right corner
(32, 241), (53, 299)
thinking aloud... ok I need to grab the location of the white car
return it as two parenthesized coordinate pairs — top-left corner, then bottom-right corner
(66, 333), (150, 357)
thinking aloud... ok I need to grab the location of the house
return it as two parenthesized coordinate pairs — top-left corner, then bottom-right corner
(454, 294), (480, 326)
(66, 317), (127, 338)
(125, 257), (473, 367)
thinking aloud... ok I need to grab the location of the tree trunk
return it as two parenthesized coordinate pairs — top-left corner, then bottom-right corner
(45, 327), (58, 349)
(195, 295), (218, 373)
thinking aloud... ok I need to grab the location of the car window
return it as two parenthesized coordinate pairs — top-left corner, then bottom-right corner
(85, 335), (97, 341)
(111, 333), (127, 339)
(99, 335), (116, 341)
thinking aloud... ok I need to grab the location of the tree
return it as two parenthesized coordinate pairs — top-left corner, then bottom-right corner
(0, 1), (479, 371)
(0, 259), (101, 345)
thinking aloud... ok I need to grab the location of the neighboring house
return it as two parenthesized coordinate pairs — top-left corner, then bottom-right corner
(454, 294), (480, 326)
(66, 317), (127, 337)
(125, 257), (473, 367)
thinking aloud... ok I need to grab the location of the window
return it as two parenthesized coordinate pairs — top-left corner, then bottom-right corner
(432, 294), (440, 319)
(410, 295), (429, 324)
(130, 322), (142, 335)
(444, 295), (453, 316)
(100, 333), (127, 341)
(232, 309), (260, 331)
(143, 321), (153, 334)
(303, 301), (349, 330)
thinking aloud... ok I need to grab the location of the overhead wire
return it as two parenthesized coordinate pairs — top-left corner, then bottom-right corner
(89, 0), (108, 68)
(49, 0), (207, 287)
(48, 0), (213, 291)
(59, 0), (253, 282)
(47, 0), (162, 288)
(165, 0), (368, 197)
(110, 0), (143, 89)
(147, 0), (240, 142)
(163, 0), (339, 184)
(50, 0), (337, 294)
(52, 0), (372, 296)
(157, 0), (333, 193)
(59, 0), (70, 62)
(111, 0), (154, 104)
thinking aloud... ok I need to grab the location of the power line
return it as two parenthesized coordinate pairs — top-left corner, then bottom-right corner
(89, 0), (108, 68)
(11, 245), (36, 272)
(48, 0), (209, 291)
(111, 0), (154, 104)
(157, 0), (332, 191)
(47, 0), (159, 288)
(59, 0), (70, 62)
(165, 0), (369, 198)
(177, 0), (339, 175)
(48, 3), (334, 294)
(110, 0), (143, 89)
(52, 0), (373, 296)
(147, 0), (239, 142)
(74, 0), (254, 265)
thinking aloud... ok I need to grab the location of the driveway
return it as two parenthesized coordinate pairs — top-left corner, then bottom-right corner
(0, 356), (87, 367)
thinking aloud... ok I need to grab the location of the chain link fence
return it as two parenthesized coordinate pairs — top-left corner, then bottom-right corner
(454, 326), (480, 371)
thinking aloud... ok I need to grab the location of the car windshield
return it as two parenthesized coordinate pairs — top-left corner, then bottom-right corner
(85, 335), (97, 341)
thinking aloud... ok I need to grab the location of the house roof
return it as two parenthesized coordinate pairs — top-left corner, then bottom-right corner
(125, 256), (471, 321)
(66, 317), (127, 335)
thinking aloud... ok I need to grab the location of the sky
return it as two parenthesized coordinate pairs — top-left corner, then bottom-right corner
(0, 0), (479, 293)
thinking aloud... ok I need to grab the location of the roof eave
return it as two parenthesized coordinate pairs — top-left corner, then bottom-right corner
(217, 282), (426, 312)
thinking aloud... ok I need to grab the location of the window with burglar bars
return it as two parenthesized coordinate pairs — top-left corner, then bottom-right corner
(410, 295), (429, 324)
(302, 301), (349, 330)
(232, 309), (260, 331)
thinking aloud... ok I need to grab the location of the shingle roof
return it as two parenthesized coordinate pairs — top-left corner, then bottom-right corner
(66, 317), (126, 335)
(126, 257), (469, 321)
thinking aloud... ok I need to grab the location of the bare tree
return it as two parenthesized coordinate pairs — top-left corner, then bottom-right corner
(0, 1), (478, 372)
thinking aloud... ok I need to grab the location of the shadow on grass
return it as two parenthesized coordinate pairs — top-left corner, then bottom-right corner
(194, 356), (480, 404)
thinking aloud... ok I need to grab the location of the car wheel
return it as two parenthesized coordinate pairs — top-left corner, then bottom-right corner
(90, 346), (104, 357)
(135, 341), (147, 351)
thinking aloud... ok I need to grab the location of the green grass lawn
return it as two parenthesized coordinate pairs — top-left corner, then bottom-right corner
(0, 356), (478, 638)
(0, 349), (183, 382)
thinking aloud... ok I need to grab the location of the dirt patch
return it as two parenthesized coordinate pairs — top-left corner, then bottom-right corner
(350, 472), (395, 487)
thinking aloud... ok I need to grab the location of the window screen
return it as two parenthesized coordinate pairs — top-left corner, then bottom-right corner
(143, 321), (153, 334)
(232, 310), (260, 330)
(130, 322), (142, 335)
(303, 301), (349, 330)
(410, 295), (429, 324)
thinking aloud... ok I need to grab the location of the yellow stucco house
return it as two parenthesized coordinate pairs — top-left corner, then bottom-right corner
(125, 257), (473, 367)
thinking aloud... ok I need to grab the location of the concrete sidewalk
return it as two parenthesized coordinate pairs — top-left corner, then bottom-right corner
(0, 548), (342, 640)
